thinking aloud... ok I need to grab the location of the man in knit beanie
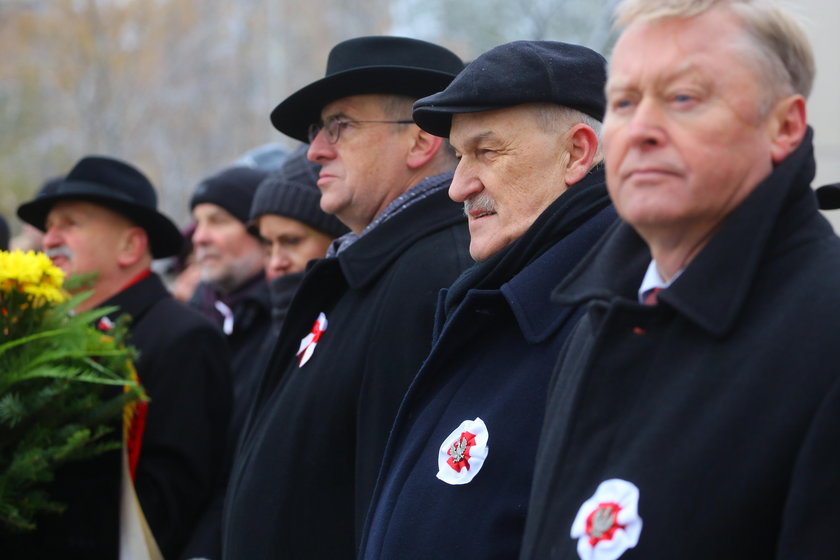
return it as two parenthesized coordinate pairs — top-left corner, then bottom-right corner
(249, 144), (348, 284)
(188, 165), (271, 449)
(242, 144), (348, 436)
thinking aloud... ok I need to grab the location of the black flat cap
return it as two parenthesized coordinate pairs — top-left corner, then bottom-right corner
(413, 40), (607, 138)
(271, 36), (464, 143)
(17, 156), (183, 258)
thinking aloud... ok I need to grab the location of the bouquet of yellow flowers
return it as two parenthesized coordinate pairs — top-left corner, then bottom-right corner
(0, 250), (145, 532)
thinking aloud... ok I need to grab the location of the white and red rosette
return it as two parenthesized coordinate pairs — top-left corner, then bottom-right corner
(297, 312), (327, 367)
(435, 417), (490, 485)
(570, 478), (643, 560)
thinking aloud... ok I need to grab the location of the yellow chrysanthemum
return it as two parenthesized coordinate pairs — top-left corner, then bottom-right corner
(0, 250), (66, 304)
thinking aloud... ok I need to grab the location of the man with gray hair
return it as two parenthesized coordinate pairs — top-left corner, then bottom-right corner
(520, 1), (840, 559)
(359, 40), (615, 560)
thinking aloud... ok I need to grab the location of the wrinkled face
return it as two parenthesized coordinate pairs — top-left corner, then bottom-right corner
(257, 214), (334, 280)
(603, 7), (777, 242)
(449, 106), (571, 261)
(43, 200), (135, 275)
(192, 202), (264, 293)
(307, 94), (415, 234)
(42, 200), (135, 285)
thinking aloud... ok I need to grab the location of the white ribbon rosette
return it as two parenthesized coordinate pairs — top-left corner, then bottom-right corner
(436, 417), (490, 485)
(570, 478), (643, 560)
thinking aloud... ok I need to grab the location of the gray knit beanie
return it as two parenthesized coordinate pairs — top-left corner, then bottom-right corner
(249, 144), (349, 238)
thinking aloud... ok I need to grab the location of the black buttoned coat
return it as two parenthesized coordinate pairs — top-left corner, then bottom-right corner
(221, 182), (472, 559)
(3, 273), (232, 559)
(520, 130), (840, 559)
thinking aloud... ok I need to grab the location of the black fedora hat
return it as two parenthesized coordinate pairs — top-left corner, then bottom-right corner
(17, 156), (183, 259)
(270, 36), (464, 143)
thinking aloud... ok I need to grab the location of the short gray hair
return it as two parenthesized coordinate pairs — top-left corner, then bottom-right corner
(614, 0), (814, 111)
(534, 103), (604, 166)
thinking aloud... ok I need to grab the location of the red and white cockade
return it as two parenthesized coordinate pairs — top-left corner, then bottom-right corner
(436, 417), (490, 485)
(570, 478), (642, 560)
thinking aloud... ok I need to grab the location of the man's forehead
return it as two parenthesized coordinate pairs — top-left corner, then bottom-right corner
(46, 199), (132, 228)
(193, 202), (238, 222)
(48, 199), (105, 219)
(607, 58), (697, 91)
(450, 107), (537, 147)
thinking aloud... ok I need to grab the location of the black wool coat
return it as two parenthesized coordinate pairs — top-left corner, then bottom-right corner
(2, 273), (232, 560)
(221, 183), (472, 559)
(360, 171), (616, 560)
(520, 131), (840, 560)
(190, 274), (273, 450)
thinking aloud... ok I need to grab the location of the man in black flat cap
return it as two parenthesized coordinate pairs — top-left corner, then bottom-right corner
(218, 36), (472, 560)
(11, 155), (232, 559)
(357, 40), (614, 560)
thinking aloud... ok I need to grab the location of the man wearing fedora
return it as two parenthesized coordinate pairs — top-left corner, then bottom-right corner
(13, 155), (232, 559)
(218, 36), (471, 559)
(358, 40), (615, 560)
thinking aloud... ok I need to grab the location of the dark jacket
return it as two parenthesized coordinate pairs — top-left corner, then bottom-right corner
(180, 272), (305, 559)
(3, 273), (232, 559)
(190, 274), (273, 449)
(520, 130), (840, 560)
(221, 181), (472, 559)
(360, 169), (615, 560)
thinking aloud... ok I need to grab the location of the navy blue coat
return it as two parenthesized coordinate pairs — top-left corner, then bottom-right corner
(361, 174), (615, 560)
(520, 131), (840, 559)
(221, 180), (472, 559)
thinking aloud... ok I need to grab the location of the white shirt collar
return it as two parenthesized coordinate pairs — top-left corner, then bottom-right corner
(638, 260), (682, 303)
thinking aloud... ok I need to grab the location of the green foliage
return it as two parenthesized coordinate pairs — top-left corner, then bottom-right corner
(0, 290), (145, 533)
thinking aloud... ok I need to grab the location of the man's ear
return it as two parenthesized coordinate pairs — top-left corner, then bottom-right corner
(768, 94), (807, 164)
(117, 226), (150, 267)
(406, 127), (445, 170)
(563, 123), (600, 186)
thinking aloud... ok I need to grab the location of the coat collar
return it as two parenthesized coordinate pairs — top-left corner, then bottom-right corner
(336, 182), (465, 289)
(99, 272), (170, 324)
(554, 128), (819, 338)
(502, 205), (617, 343)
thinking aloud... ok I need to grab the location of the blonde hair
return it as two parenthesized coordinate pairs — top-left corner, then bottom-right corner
(614, 0), (814, 110)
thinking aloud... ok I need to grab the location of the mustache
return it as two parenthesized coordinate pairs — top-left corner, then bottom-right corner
(45, 246), (73, 260)
(195, 247), (221, 261)
(463, 192), (496, 217)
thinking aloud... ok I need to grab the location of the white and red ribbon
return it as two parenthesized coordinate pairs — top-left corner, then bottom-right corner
(571, 478), (643, 560)
(297, 312), (327, 367)
(436, 417), (490, 485)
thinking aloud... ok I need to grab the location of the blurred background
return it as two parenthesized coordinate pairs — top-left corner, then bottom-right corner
(1, 0), (838, 239)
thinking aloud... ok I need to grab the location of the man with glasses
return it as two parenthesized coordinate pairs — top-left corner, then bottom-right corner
(216, 36), (471, 559)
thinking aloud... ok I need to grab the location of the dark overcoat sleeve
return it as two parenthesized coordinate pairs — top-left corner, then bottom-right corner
(132, 302), (233, 558)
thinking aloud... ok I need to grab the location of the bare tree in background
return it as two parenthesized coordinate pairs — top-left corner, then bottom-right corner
(391, 0), (617, 60)
(0, 0), (609, 230)
(0, 0), (389, 227)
